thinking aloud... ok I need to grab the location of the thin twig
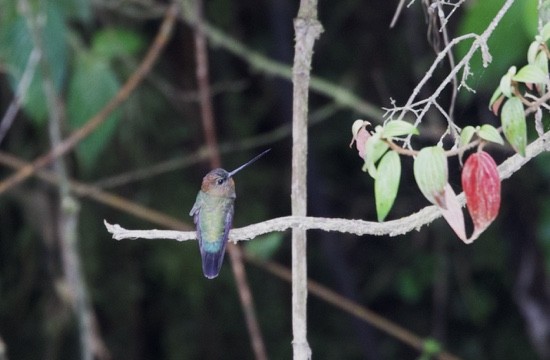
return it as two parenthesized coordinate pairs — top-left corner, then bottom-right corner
(0, 334), (7, 360)
(0, 3), (178, 195)
(95, 0), (381, 120)
(192, 0), (220, 165)
(390, 0), (407, 28)
(187, 0), (268, 358)
(178, 2), (382, 121)
(92, 102), (339, 189)
(435, 1), (459, 140)
(0, 48), (41, 145)
(104, 127), (550, 242)
(387, 0), (516, 145)
(383, 33), (477, 123)
(7, 123), (548, 248)
(246, 255), (463, 360)
(0, 151), (190, 231)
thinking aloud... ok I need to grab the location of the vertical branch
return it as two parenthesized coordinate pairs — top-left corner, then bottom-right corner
(0, 334), (7, 360)
(434, 1), (459, 138)
(192, 1), (220, 164)
(188, 1), (268, 359)
(291, 1), (323, 359)
(18, 1), (110, 359)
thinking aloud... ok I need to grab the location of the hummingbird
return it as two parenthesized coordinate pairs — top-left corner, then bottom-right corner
(189, 149), (271, 279)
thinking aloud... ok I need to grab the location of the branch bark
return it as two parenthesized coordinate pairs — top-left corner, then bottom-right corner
(104, 126), (550, 243)
(290, 1), (323, 359)
(0, 48), (40, 145)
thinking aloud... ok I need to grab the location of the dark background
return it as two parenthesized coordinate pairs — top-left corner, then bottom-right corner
(1, 0), (549, 359)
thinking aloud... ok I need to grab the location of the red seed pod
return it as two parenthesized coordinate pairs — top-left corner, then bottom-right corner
(462, 151), (501, 233)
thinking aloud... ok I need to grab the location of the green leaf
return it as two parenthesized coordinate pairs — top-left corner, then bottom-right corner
(92, 28), (145, 59)
(375, 151), (401, 221)
(58, 0), (92, 23)
(362, 132), (389, 178)
(456, 0), (533, 95)
(499, 68), (515, 98)
(536, 50), (549, 76)
(1, 3), (67, 123)
(527, 41), (540, 64)
(245, 233), (283, 260)
(0, 0), (17, 20)
(460, 126), (476, 147)
(522, 0), (539, 37)
(67, 53), (121, 172)
(423, 338), (443, 357)
(512, 64), (547, 84)
(414, 146), (448, 207)
(536, 50), (549, 94)
(478, 124), (504, 145)
(543, 21), (550, 42)
(381, 120), (418, 139)
(488, 86), (503, 111)
(501, 97), (527, 156)
(396, 269), (423, 303)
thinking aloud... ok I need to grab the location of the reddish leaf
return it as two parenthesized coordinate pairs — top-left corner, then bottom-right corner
(439, 184), (467, 242)
(491, 95), (504, 115)
(462, 152), (501, 236)
(354, 127), (371, 159)
(350, 120), (371, 159)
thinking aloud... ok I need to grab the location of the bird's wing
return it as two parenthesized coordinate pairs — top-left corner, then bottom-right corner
(189, 191), (204, 223)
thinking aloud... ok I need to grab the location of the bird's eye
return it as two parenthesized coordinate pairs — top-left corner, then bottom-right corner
(217, 178), (225, 185)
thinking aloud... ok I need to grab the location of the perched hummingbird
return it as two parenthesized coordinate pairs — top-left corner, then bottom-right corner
(189, 149), (270, 279)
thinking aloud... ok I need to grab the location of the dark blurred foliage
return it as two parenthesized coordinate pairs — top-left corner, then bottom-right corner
(0, 0), (549, 359)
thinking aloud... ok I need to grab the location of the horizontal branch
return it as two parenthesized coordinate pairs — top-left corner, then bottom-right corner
(104, 208), (443, 242)
(105, 126), (550, 243)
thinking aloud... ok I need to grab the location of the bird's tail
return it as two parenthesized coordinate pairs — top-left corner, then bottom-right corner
(201, 248), (226, 279)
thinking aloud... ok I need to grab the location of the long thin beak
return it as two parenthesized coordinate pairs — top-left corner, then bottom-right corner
(228, 149), (271, 177)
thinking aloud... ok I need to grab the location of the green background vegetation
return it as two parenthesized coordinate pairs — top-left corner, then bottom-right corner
(0, 0), (549, 359)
